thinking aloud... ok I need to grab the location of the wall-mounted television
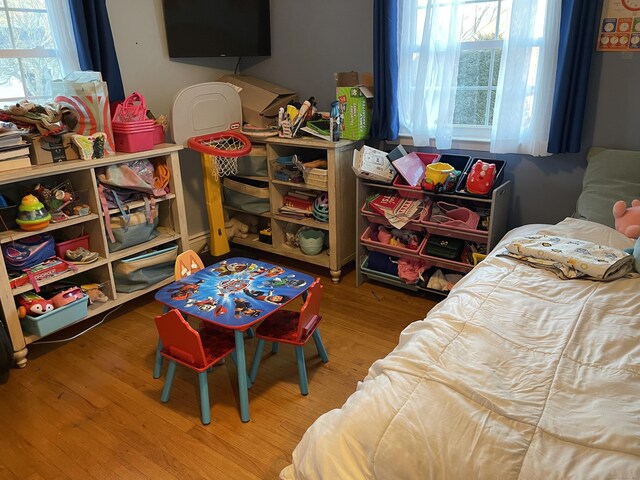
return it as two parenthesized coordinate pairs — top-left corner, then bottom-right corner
(162, 0), (271, 58)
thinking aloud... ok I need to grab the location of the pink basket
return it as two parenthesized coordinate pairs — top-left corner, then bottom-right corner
(112, 92), (147, 123)
(55, 234), (89, 258)
(360, 224), (426, 256)
(393, 152), (439, 198)
(113, 129), (155, 153)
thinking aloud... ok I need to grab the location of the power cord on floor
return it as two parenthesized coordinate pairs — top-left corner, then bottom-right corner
(34, 303), (125, 344)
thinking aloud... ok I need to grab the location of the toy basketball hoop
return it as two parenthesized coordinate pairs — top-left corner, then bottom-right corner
(188, 131), (251, 180)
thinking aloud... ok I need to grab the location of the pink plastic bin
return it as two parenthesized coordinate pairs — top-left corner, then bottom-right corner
(360, 224), (426, 256)
(113, 129), (155, 153)
(55, 234), (90, 258)
(393, 152), (440, 198)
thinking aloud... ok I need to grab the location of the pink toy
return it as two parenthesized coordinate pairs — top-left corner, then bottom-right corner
(613, 199), (640, 239)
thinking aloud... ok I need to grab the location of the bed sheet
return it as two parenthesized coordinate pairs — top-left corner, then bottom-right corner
(281, 218), (640, 480)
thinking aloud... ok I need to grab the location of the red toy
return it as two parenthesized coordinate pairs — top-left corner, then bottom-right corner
(466, 160), (496, 195)
(17, 292), (54, 318)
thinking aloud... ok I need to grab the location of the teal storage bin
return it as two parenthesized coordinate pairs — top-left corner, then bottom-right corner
(21, 295), (89, 337)
(236, 145), (268, 177)
(223, 176), (270, 214)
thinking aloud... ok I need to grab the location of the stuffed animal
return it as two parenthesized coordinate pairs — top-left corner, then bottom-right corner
(613, 199), (640, 273)
(613, 199), (640, 239)
(231, 212), (259, 234)
(224, 217), (249, 240)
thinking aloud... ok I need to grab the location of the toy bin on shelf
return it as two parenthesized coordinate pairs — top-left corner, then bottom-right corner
(418, 235), (474, 273)
(392, 152), (440, 198)
(438, 154), (471, 192)
(21, 295), (89, 337)
(55, 234), (90, 258)
(112, 120), (156, 153)
(455, 158), (506, 198)
(360, 224), (426, 256)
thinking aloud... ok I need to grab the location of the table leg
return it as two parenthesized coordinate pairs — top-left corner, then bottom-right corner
(234, 329), (250, 423)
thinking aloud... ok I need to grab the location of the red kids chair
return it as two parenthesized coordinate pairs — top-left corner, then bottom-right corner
(153, 249), (205, 379)
(248, 279), (328, 395)
(154, 308), (235, 425)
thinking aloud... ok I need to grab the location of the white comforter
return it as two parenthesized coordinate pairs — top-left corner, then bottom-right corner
(281, 218), (640, 479)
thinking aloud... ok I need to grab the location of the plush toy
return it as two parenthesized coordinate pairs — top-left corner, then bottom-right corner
(613, 199), (640, 239)
(224, 217), (249, 240)
(613, 199), (640, 273)
(231, 212), (259, 234)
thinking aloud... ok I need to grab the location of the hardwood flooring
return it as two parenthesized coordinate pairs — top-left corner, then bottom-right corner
(0, 256), (438, 480)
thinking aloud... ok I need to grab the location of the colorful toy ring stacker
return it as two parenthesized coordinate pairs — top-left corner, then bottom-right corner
(15, 194), (51, 231)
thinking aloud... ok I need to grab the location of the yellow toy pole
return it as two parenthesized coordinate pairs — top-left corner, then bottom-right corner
(188, 131), (251, 258)
(201, 153), (229, 256)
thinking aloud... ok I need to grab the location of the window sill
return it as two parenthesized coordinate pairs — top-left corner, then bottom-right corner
(388, 135), (491, 154)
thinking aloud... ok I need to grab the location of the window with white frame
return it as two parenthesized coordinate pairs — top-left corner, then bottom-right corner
(398, 0), (559, 155)
(0, 0), (78, 106)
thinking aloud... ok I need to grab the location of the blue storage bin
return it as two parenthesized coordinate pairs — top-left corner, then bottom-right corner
(21, 295), (89, 337)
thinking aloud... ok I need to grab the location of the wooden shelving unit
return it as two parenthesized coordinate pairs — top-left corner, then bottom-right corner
(0, 144), (189, 367)
(223, 136), (360, 283)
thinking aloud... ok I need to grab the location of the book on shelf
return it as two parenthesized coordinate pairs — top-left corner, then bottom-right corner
(0, 155), (32, 172)
(0, 128), (28, 148)
(0, 145), (30, 161)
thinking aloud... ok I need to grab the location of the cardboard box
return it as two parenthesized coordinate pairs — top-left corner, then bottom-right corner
(24, 133), (80, 165)
(352, 145), (398, 184)
(336, 72), (374, 140)
(218, 74), (297, 127)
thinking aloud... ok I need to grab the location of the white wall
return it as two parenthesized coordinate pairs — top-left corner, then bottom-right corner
(107, 0), (235, 237)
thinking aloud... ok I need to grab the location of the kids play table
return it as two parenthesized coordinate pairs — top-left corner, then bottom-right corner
(154, 257), (315, 422)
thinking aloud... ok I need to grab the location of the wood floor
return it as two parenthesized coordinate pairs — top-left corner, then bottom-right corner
(0, 256), (438, 480)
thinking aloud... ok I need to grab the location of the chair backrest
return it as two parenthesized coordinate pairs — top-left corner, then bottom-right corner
(297, 279), (323, 341)
(154, 309), (207, 369)
(175, 249), (205, 280)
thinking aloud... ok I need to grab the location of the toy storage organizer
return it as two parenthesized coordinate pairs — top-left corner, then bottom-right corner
(0, 144), (189, 368)
(221, 135), (360, 283)
(355, 160), (511, 296)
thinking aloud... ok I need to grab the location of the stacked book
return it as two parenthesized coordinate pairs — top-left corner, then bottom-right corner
(280, 189), (316, 218)
(0, 128), (30, 172)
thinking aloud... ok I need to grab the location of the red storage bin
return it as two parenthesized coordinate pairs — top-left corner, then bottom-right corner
(55, 234), (90, 258)
(360, 224), (426, 256)
(113, 128), (155, 153)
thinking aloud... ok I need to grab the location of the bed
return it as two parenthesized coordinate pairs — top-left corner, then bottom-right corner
(280, 148), (640, 479)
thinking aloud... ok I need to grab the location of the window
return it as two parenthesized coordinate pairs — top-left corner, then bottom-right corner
(0, 0), (78, 105)
(397, 0), (560, 155)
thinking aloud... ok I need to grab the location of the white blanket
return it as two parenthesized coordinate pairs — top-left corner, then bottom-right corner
(281, 218), (640, 479)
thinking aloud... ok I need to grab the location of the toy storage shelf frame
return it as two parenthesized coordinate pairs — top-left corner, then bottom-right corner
(355, 176), (511, 296)
(0, 144), (189, 368)
(223, 136), (361, 283)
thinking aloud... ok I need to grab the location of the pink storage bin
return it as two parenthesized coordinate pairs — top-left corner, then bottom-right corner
(113, 129), (155, 153)
(55, 234), (89, 258)
(393, 152), (439, 198)
(418, 234), (474, 273)
(419, 201), (489, 244)
(361, 201), (423, 227)
(153, 124), (165, 144)
(360, 224), (426, 256)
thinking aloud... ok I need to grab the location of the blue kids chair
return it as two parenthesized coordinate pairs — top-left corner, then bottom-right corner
(248, 278), (328, 395)
(154, 308), (235, 425)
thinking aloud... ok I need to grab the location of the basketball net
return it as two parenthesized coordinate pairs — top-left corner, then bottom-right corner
(188, 132), (251, 180)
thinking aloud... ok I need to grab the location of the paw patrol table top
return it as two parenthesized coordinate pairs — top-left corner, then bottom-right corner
(155, 257), (314, 329)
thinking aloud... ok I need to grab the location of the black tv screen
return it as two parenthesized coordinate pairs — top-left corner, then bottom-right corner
(162, 0), (271, 57)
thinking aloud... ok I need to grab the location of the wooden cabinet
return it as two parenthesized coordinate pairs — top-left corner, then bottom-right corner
(0, 144), (189, 368)
(355, 176), (511, 295)
(224, 136), (360, 283)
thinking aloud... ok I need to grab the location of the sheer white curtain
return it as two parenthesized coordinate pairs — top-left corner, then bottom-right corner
(491, 0), (561, 156)
(397, 0), (462, 149)
(45, 0), (80, 76)
(397, 0), (561, 156)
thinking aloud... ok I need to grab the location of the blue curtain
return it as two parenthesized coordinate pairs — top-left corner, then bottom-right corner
(372, 0), (399, 141)
(68, 0), (125, 102)
(547, 0), (601, 154)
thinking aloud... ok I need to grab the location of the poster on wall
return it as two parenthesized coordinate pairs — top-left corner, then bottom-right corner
(597, 0), (640, 51)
